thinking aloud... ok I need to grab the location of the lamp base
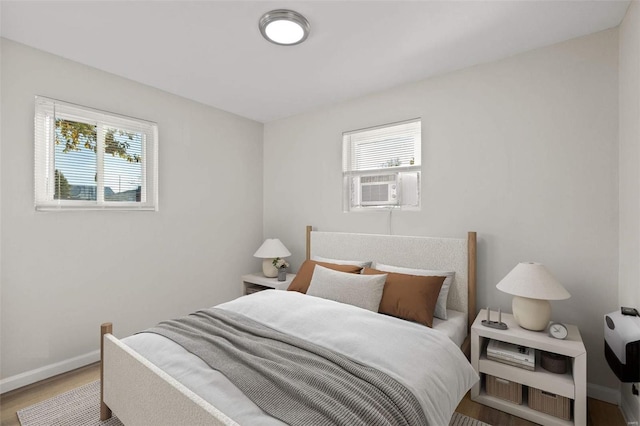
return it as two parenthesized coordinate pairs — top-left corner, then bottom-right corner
(512, 296), (551, 331)
(262, 259), (278, 278)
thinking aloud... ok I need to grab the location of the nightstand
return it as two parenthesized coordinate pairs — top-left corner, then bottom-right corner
(242, 273), (296, 295)
(471, 309), (586, 426)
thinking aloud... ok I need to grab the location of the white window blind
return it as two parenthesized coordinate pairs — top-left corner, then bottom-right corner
(342, 119), (421, 211)
(34, 96), (158, 211)
(343, 119), (421, 172)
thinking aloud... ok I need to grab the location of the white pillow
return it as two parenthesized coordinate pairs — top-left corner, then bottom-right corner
(311, 255), (372, 269)
(373, 262), (455, 320)
(306, 265), (386, 312)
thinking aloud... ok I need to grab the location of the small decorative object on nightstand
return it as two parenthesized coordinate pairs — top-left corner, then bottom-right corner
(277, 268), (287, 281)
(496, 262), (570, 331)
(253, 239), (291, 278)
(273, 258), (290, 281)
(481, 307), (508, 330)
(549, 322), (569, 340)
(540, 351), (568, 374)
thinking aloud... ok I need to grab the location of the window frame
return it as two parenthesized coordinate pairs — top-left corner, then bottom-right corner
(34, 96), (158, 211)
(342, 118), (422, 212)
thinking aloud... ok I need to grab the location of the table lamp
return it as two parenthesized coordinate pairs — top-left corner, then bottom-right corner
(253, 238), (291, 278)
(496, 262), (570, 331)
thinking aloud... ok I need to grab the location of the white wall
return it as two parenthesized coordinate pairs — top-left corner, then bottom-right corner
(264, 29), (620, 395)
(0, 7), (4, 391)
(0, 39), (264, 389)
(619, 1), (640, 422)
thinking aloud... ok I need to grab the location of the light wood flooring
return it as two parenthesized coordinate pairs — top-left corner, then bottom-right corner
(456, 392), (627, 426)
(0, 363), (100, 426)
(0, 362), (629, 426)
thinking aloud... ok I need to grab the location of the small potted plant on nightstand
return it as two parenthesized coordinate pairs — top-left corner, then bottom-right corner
(273, 258), (289, 281)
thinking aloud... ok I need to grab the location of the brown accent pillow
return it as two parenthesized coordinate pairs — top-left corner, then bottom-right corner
(287, 260), (363, 294)
(363, 267), (445, 328)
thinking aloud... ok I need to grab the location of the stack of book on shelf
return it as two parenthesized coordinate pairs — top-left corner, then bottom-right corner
(487, 339), (535, 371)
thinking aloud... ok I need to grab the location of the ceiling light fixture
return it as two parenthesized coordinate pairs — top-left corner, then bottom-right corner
(259, 9), (310, 46)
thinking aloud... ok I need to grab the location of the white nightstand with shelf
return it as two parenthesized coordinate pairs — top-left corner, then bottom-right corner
(242, 273), (295, 295)
(471, 309), (587, 426)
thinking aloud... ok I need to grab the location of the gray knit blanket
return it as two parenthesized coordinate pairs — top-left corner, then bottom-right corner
(143, 307), (428, 426)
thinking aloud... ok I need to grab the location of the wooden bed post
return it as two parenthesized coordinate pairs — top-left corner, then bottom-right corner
(460, 231), (477, 359)
(306, 225), (312, 260)
(100, 322), (113, 421)
(467, 232), (477, 331)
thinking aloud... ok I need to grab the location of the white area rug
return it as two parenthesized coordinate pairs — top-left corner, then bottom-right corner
(18, 380), (490, 426)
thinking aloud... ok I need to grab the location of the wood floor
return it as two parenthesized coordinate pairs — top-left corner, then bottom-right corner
(0, 363), (100, 426)
(456, 392), (627, 426)
(0, 363), (629, 426)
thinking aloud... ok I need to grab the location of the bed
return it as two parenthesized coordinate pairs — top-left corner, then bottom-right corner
(100, 227), (479, 425)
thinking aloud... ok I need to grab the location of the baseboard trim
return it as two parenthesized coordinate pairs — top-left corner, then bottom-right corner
(621, 383), (640, 426)
(621, 401), (639, 426)
(588, 382), (621, 405)
(0, 350), (99, 394)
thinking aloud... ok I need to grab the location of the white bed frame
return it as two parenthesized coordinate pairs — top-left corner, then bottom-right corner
(100, 226), (477, 424)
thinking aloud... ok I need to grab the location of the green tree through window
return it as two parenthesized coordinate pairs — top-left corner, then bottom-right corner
(56, 119), (141, 163)
(54, 169), (70, 200)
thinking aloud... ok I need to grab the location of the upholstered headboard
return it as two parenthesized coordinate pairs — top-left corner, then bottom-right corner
(306, 226), (477, 330)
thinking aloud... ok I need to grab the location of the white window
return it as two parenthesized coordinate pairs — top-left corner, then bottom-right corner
(342, 119), (421, 212)
(34, 96), (158, 211)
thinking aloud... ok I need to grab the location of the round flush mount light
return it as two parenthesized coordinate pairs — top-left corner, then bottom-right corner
(259, 9), (310, 46)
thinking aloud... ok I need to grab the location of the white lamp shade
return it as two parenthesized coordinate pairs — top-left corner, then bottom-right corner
(496, 262), (570, 300)
(253, 238), (291, 259)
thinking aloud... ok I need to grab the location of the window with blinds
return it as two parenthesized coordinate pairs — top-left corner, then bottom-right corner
(34, 96), (158, 211)
(342, 119), (421, 211)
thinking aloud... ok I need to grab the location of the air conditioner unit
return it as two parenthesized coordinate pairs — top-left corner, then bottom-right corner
(359, 174), (398, 206)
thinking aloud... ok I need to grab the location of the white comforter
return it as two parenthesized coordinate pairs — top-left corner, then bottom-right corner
(124, 291), (478, 426)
